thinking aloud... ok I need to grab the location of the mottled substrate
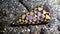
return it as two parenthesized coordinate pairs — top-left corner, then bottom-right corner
(0, 0), (28, 32)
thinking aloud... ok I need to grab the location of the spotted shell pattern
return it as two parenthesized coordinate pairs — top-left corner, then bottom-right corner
(16, 5), (51, 24)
